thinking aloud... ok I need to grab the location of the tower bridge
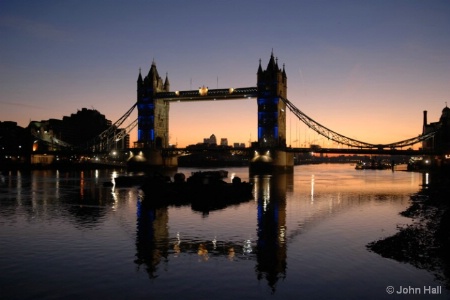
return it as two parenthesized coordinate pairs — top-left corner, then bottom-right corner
(129, 52), (447, 172)
(131, 52), (294, 171)
(31, 52), (447, 171)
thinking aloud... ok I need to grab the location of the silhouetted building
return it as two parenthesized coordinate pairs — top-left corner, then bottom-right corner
(27, 108), (129, 152)
(62, 108), (111, 148)
(203, 134), (217, 145)
(0, 121), (28, 164)
(422, 106), (450, 153)
(0, 122), (26, 151)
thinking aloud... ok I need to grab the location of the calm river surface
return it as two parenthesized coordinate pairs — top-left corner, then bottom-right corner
(1, 164), (448, 299)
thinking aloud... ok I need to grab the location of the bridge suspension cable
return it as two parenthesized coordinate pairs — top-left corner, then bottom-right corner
(281, 97), (437, 149)
(87, 103), (137, 151)
(112, 118), (138, 142)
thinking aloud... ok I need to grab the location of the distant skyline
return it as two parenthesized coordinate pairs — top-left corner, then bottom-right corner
(1, 0), (449, 148)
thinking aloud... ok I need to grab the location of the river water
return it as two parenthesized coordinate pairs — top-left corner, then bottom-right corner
(0, 164), (448, 299)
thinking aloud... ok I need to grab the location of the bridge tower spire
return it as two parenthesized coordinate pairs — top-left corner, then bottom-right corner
(256, 52), (287, 148)
(136, 61), (170, 148)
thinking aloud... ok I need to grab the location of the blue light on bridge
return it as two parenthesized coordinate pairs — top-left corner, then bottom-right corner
(258, 127), (264, 140)
(137, 129), (155, 142)
(137, 103), (154, 111)
(150, 129), (154, 141)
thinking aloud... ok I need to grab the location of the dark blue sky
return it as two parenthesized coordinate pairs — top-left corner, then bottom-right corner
(1, 0), (449, 147)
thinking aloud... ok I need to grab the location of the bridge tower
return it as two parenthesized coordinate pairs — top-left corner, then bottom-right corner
(257, 52), (287, 148)
(129, 61), (176, 171)
(136, 61), (170, 149)
(251, 53), (293, 173)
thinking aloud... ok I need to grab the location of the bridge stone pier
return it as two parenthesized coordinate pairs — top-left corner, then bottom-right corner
(250, 149), (294, 173)
(130, 52), (295, 172)
(127, 148), (178, 172)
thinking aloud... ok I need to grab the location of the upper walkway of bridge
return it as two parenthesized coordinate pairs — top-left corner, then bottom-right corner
(155, 87), (257, 102)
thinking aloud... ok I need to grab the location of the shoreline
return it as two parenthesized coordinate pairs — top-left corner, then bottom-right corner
(367, 169), (450, 288)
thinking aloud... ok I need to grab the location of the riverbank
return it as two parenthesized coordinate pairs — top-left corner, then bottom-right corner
(367, 169), (450, 288)
(0, 161), (126, 172)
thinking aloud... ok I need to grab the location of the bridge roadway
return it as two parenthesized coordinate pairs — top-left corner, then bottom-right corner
(288, 147), (436, 156)
(30, 147), (436, 158)
(162, 147), (436, 156)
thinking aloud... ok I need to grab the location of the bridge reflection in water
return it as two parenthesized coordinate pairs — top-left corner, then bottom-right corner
(254, 174), (291, 291)
(134, 173), (294, 290)
(132, 168), (431, 293)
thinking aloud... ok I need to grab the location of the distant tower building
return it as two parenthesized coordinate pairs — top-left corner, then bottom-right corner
(136, 61), (170, 148)
(204, 134), (217, 145)
(257, 52), (287, 148)
(209, 134), (217, 145)
(220, 138), (228, 146)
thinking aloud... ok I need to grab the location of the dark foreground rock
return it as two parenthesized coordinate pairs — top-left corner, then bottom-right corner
(367, 170), (450, 288)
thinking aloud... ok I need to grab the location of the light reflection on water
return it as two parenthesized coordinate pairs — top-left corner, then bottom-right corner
(0, 165), (448, 299)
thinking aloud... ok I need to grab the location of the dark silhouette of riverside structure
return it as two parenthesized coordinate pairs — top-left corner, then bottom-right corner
(423, 107), (450, 153)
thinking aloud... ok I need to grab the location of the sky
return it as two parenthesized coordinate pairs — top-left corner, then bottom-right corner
(1, 0), (450, 148)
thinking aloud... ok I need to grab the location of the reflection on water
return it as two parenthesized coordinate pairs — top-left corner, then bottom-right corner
(1, 166), (448, 299)
(254, 174), (289, 291)
(135, 203), (170, 278)
(134, 173), (292, 291)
